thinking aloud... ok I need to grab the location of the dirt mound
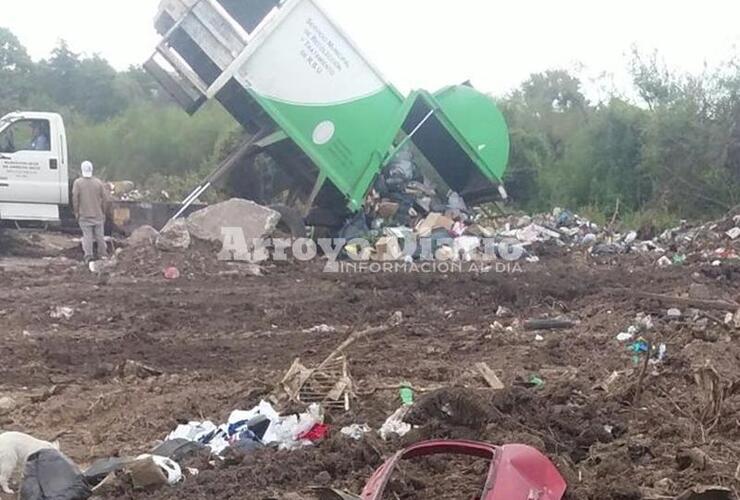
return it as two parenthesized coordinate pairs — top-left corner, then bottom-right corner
(404, 387), (492, 437)
(114, 239), (227, 278)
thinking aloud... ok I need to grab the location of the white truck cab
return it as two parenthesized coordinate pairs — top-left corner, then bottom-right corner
(0, 111), (69, 222)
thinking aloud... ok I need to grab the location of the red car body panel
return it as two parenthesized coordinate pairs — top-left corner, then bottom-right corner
(360, 440), (566, 500)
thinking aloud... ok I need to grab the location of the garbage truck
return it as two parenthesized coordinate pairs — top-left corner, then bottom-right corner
(1, 0), (510, 236)
(145, 0), (511, 233)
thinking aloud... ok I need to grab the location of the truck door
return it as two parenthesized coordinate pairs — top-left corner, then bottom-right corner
(0, 118), (62, 204)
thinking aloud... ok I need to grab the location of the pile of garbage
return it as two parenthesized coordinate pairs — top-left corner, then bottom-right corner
(166, 400), (328, 456)
(108, 180), (170, 202)
(349, 149), (740, 265)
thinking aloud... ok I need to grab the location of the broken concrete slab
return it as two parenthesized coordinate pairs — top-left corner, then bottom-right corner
(156, 219), (191, 252)
(127, 225), (160, 247)
(186, 198), (280, 244)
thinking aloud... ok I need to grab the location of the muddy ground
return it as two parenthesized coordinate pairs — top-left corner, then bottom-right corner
(0, 230), (739, 499)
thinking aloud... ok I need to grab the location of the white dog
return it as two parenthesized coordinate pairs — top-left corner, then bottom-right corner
(0, 432), (60, 494)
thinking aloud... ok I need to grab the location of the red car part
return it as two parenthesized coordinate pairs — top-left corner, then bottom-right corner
(361, 440), (566, 500)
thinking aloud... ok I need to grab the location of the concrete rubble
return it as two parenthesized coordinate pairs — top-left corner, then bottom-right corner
(156, 219), (191, 252)
(126, 225), (160, 247)
(186, 198), (281, 244)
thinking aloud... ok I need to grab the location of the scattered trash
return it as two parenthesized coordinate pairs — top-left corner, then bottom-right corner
(278, 356), (353, 412)
(629, 338), (667, 365)
(277, 323), (391, 412)
(163, 266), (180, 280)
(127, 455), (175, 490)
(617, 314), (653, 342)
(529, 375), (545, 388)
(495, 306), (512, 317)
(657, 256), (672, 267)
(616, 331), (635, 342)
(84, 457), (135, 487)
(399, 384), (414, 406)
(340, 424), (372, 441)
(726, 227), (740, 240)
(20, 449), (92, 500)
(651, 343), (668, 364)
(297, 423), (329, 442)
(360, 441), (567, 500)
(302, 324), (337, 334)
(50, 306), (74, 320)
(166, 400), (326, 455)
(88, 257), (117, 274)
(379, 406), (412, 440)
(667, 308), (682, 318)
(672, 253), (687, 265)
(148, 455), (182, 485)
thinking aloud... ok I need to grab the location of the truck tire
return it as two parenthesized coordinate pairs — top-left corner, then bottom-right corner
(270, 204), (307, 238)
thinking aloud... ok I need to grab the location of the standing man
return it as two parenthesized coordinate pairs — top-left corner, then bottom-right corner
(72, 161), (109, 262)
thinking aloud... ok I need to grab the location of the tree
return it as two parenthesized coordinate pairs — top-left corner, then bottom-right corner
(500, 70), (589, 209)
(0, 27), (34, 113)
(551, 99), (649, 212)
(37, 41), (127, 122)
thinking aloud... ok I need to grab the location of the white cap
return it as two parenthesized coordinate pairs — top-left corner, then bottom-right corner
(81, 161), (94, 178)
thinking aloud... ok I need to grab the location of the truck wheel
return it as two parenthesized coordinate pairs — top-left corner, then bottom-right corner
(270, 204), (307, 238)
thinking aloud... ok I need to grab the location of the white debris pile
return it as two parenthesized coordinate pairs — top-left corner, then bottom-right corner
(166, 400), (326, 456)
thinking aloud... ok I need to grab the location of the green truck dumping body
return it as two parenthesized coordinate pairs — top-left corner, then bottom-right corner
(146, 0), (509, 215)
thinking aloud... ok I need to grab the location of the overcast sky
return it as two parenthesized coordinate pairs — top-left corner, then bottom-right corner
(5, 0), (740, 100)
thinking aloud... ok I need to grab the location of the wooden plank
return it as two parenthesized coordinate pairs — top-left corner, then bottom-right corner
(475, 362), (505, 390)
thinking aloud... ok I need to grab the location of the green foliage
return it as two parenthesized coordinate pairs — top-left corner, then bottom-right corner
(37, 42), (128, 121)
(620, 208), (680, 233)
(549, 98), (649, 212)
(67, 103), (237, 181)
(0, 27), (35, 113)
(501, 56), (740, 222)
